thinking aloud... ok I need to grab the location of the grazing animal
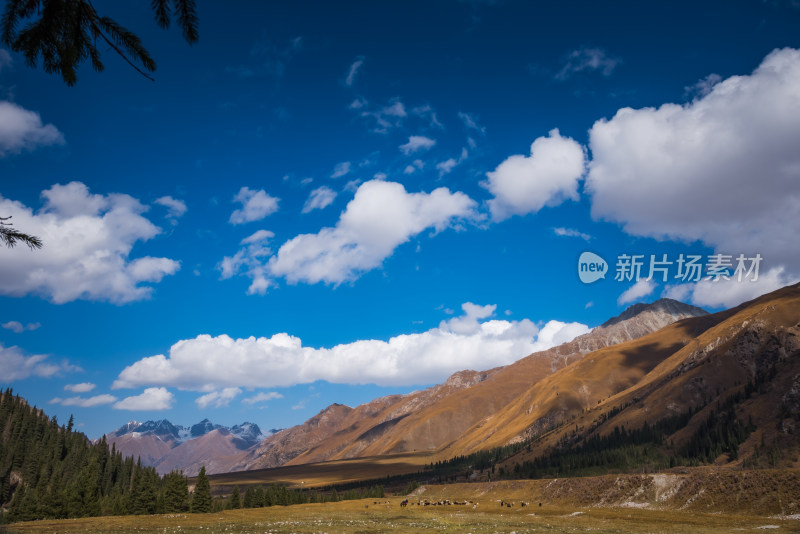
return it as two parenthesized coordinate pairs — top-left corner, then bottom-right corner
(400, 499), (408, 507)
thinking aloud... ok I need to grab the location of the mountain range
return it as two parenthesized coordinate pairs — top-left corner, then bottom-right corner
(106, 297), (715, 475)
(106, 286), (800, 480)
(104, 419), (279, 475)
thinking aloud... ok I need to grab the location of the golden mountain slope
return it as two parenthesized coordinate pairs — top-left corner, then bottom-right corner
(236, 299), (707, 470)
(482, 282), (800, 468)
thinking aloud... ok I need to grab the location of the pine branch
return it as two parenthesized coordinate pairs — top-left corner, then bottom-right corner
(174, 0), (198, 44)
(151, 0), (170, 30)
(0, 223), (43, 250)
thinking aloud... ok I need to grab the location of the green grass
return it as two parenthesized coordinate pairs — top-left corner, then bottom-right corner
(2, 496), (798, 533)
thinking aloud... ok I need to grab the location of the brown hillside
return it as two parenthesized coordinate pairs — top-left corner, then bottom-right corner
(487, 282), (800, 469)
(237, 299), (706, 470)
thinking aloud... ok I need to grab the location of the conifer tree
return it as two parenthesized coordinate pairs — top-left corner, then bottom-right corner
(191, 466), (211, 513)
(228, 486), (240, 509)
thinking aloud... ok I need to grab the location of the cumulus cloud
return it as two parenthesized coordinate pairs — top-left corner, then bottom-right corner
(684, 73), (723, 99)
(618, 279), (656, 305)
(330, 161), (351, 179)
(1, 321), (40, 333)
(229, 187), (279, 224)
(399, 135), (436, 155)
(586, 48), (800, 278)
(113, 303), (589, 390)
(154, 196), (187, 222)
(0, 182), (180, 304)
(0, 344), (78, 381)
(0, 101), (64, 157)
(662, 266), (798, 309)
(219, 229), (275, 295)
(242, 391), (283, 405)
(49, 394), (117, 408)
(113, 387), (174, 411)
(302, 186), (337, 213)
(344, 57), (364, 86)
(268, 180), (478, 285)
(195, 387), (241, 409)
(556, 47), (621, 80)
(65, 382), (96, 393)
(483, 128), (586, 221)
(553, 227), (592, 241)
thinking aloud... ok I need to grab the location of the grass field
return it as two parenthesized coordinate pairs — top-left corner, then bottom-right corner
(4, 474), (800, 534)
(2, 497), (799, 533)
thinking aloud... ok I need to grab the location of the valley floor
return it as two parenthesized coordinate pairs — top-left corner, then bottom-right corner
(2, 498), (798, 533)
(3, 471), (800, 534)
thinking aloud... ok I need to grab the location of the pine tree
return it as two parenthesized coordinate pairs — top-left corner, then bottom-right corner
(243, 486), (255, 508)
(162, 471), (189, 513)
(191, 467), (212, 513)
(228, 486), (241, 509)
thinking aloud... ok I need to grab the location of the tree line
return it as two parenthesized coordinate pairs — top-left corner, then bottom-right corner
(0, 389), (208, 523)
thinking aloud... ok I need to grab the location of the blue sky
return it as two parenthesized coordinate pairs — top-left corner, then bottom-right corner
(1, 0), (799, 439)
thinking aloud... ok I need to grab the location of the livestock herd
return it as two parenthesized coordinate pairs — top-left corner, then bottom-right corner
(391, 498), (540, 509)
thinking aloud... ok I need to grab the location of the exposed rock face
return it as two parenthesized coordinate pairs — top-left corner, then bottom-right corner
(104, 418), (277, 475)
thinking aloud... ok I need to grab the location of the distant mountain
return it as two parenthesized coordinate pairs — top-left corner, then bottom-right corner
(232, 298), (709, 471)
(104, 418), (279, 475)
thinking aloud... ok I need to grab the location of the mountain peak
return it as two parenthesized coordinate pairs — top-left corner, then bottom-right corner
(601, 298), (708, 328)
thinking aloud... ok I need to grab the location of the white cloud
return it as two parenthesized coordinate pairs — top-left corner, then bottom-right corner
(553, 227), (592, 241)
(65, 382), (96, 393)
(663, 266), (799, 309)
(587, 48), (800, 278)
(229, 187), (279, 225)
(195, 387), (241, 409)
(113, 303), (589, 390)
(242, 391), (283, 405)
(399, 135), (436, 155)
(483, 128), (586, 221)
(113, 387), (174, 411)
(412, 105), (443, 129)
(556, 47), (621, 80)
(684, 73), (723, 99)
(661, 284), (693, 303)
(50, 394), (117, 407)
(458, 111), (485, 134)
(330, 161), (351, 179)
(154, 196), (187, 221)
(436, 148), (469, 176)
(0, 344), (78, 381)
(0, 49), (11, 72)
(1, 321), (40, 333)
(302, 186), (337, 214)
(0, 101), (64, 157)
(344, 57), (364, 86)
(219, 229), (275, 295)
(403, 159), (425, 175)
(0, 182), (180, 304)
(618, 279), (656, 305)
(268, 180), (478, 285)
(354, 98), (407, 133)
(343, 179), (362, 192)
